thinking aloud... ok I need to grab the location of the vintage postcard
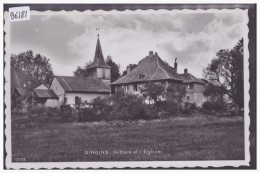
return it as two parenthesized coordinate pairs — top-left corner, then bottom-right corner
(4, 5), (254, 169)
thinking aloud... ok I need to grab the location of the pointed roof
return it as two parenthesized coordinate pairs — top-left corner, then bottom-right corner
(111, 53), (182, 85)
(11, 67), (42, 95)
(88, 37), (111, 69)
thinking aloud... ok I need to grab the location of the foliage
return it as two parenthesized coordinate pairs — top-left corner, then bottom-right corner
(121, 64), (137, 77)
(73, 61), (92, 77)
(78, 90), (157, 122)
(203, 83), (226, 111)
(180, 102), (197, 114)
(165, 84), (186, 103)
(60, 105), (73, 121)
(140, 82), (165, 105)
(203, 39), (243, 110)
(106, 56), (121, 82)
(11, 50), (54, 86)
(109, 90), (153, 120)
(202, 101), (223, 112)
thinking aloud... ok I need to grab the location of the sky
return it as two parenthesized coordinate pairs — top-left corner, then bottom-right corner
(10, 11), (245, 78)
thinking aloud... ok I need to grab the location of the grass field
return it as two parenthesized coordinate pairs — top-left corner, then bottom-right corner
(11, 114), (244, 162)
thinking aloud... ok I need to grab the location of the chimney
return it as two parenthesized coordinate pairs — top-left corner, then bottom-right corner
(174, 57), (177, 73)
(184, 68), (188, 74)
(23, 83), (26, 88)
(127, 65), (131, 74)
(149, 51), (153, 57)
(155, 52), (158, 56)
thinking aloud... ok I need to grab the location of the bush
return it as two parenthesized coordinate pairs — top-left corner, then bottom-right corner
(202, 101), (223, 111)
(78, 97), (113, 122)
(180, 102), (197, 114)
(60, 105), (73, 121)
(78, 91), (158, 122)
(78, 107), (100, 122)
(156, 101), (181, 116)
(109, 92), (150, 120)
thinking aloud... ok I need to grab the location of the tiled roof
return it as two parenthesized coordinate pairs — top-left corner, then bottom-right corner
(178, 73), (205, 84)
(34, 89), (58, 99)
(11, 67), (42, 95)
(55, 76), (111, 93)
(88, 37), (111, 69)
(111, 54), (182, 85)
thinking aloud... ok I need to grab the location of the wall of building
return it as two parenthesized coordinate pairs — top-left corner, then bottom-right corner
(97, 68), (111, 80)
(102, 79), (111, 86)
(183, 83), (206, 107)
(50, 78), (66, 105)
(64, 92), (109, 105)
(45, 99), (59, 107)
(115, 81), (206, 107)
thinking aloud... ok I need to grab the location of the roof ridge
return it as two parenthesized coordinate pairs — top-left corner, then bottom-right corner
(156, 56), (170, 79)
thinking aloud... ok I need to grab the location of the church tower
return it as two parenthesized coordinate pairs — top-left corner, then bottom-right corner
(87, 31), (111, 86)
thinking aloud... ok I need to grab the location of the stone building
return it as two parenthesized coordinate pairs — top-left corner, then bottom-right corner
(111, 51), (206, 107)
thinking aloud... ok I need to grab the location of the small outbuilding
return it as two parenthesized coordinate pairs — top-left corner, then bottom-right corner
(32, 89), (59, 107)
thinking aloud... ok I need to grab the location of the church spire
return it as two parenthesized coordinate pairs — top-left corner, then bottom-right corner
(89, 29), (111, 69)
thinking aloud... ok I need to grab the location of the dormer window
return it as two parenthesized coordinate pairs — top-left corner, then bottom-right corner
(139, 74), (145, 79)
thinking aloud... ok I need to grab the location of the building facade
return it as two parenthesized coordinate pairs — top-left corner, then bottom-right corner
(50, 76), (110, 106)
(111, 51), (206, 107)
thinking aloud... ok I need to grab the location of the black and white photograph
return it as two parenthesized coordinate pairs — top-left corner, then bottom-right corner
(3, 4), (256, 169)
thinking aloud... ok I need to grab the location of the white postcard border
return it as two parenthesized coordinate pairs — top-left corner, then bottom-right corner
(4, 8), (250, 169)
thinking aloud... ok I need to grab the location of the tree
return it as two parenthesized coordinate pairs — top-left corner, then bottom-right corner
(105, 56), (121, 82)
(11, 50), (54, 86)
(203, 83), (226, 113)
(203, 39), (244, 112)
(165, 83), (187, 112)
(140, 82), (166, 105)
(73, 61), (92, 77)
(121, 64), (137, 77)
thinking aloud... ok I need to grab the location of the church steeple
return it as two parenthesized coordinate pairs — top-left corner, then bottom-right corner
(89, 31), (111, 69)
(86, 30), (111, 86)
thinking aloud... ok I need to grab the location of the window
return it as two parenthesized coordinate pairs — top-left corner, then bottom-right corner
(187, 84), (193, 89)
(139, 73), (145, 79)
(102, 69), (106, 79)
(64, 97), (67, 105)
(187, 95), (190, 100)
(134, 84), (137, 91)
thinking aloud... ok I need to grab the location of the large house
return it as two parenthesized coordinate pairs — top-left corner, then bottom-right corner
(111, 51), (206, 107)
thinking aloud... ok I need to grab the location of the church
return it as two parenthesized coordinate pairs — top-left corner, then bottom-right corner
(49, 34), (111, 106)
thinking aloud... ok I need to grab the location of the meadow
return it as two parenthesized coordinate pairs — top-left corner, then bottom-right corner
(12, 114), (244, 162)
